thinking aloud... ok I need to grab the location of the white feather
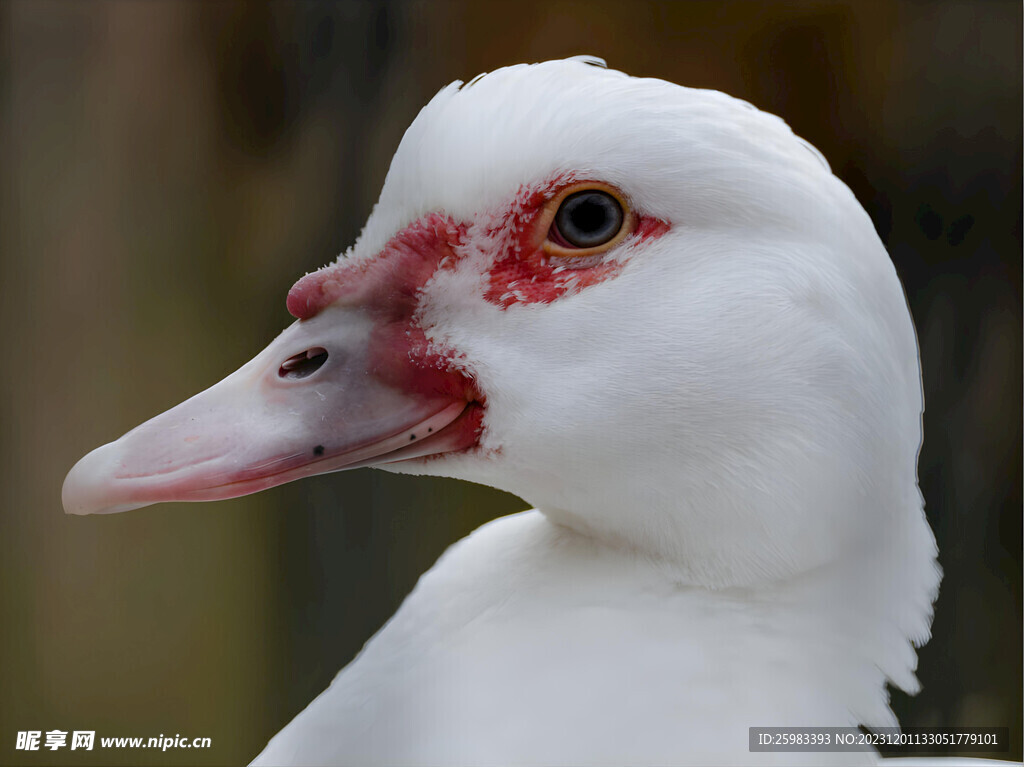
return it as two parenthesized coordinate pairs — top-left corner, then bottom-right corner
(253, 58), (945, 766)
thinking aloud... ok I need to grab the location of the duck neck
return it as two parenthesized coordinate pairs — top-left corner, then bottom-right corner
(543, 495), (939, 728)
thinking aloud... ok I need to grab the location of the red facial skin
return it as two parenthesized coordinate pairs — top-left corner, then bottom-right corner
(285, 178), (669, 453)
(289, 177), (669, 317)
(484, 211), (670, 308)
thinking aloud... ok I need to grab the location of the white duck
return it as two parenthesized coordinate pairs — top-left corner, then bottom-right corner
(63, 57), (953, 765)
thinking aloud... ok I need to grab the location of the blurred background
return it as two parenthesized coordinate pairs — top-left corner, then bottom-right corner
(0, 1), (1020, 764)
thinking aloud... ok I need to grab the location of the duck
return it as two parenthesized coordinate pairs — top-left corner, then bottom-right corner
(62, 57), (952, 765)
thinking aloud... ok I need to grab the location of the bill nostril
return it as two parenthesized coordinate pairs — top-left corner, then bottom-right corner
(279, 348), (329, 380)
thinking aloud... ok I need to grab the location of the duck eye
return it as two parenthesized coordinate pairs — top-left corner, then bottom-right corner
(552, 191), (624, 248)
(541, 184), (634, 258)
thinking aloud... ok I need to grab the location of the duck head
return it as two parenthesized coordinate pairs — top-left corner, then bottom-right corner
(63, 57), (933, 591)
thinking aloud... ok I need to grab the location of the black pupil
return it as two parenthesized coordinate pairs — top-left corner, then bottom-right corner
(555, 191), (623, 248)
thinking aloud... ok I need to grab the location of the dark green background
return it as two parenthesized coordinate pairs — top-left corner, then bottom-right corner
(1, 1), (1020, 764)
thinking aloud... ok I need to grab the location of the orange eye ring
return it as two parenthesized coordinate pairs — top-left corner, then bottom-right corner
(538, 182), (636, 258)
